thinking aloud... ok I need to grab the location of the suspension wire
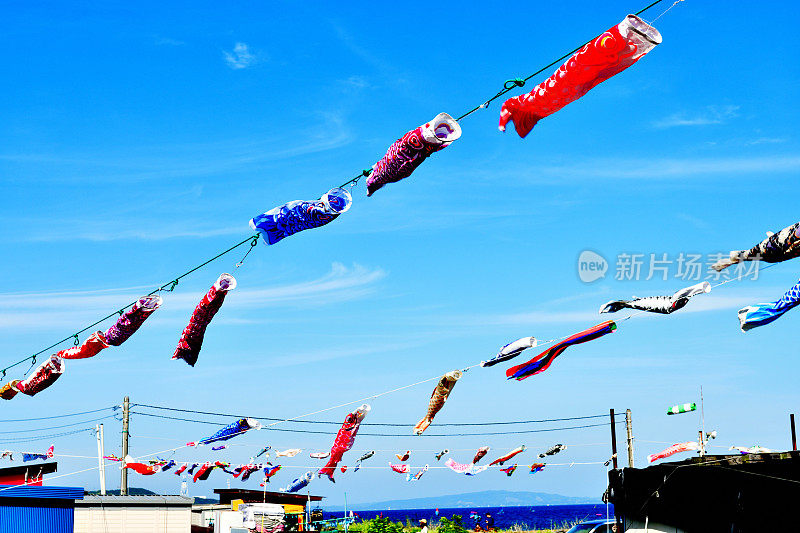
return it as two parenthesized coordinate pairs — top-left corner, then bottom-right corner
(130, 410), (620, 437)
(0, 0), (681, 380)
(131, 403), (619, 426)
(0, 414), (119, 435)
(0, 405), (118, 423)
(0, 427), (96, 444)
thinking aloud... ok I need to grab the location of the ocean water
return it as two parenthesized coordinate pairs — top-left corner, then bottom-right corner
(323, 505), (614, 530)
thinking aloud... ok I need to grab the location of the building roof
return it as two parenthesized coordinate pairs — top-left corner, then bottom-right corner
(0, 462), (58, 483)
(0, 484), (83, 500)
(214, 488), (323, 506)
(608, 451), (800, 530)
(76, 495), (194, 507)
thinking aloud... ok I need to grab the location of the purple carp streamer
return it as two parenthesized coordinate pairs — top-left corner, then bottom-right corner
(713, 221), (800, 271)
(14, 355), (64, 397)
(413, 370), (462, 435)
(600, 282), (710, 314)
(318, 404), (370, 482)
(481, 337), (537, 368)
(366, 113), (462, 196)
(105, 295), (163, 346)
(173, 273), (236, 366)
(250, 188), (352, 246)
(738, 278), (800, 331)
(506, 321), (616, 381)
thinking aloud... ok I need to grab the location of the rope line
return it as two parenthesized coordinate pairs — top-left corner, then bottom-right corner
(0, 406), (118, 423)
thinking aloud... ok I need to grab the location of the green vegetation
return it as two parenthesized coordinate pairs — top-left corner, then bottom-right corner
(336, 515), (575, 533)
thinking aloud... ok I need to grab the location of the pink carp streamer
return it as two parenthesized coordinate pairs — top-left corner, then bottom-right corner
(59, 331), (109, 360)
(366, 113), (461, 196)
(390, 463), (410, 474)
(499, 15), (661, 138)
(318, 404), (370, 482)
(413, 370), (462, 435)
(105, 295), (163, 346)
(14, 355), (64, 397)
(173, 274), (236, 366)
(647, 441), (699, 463)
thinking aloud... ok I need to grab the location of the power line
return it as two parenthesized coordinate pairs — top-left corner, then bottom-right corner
(0, 0), (672, 380)
(132, 403), (620, 426)
(0, 427), (96, 444)
(0, 414), (118, 435)
(0, 406), (118, 423)
(130, 410), (621, 437)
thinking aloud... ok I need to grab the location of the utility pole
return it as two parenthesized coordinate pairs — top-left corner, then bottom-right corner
(609, 409), (622, 533)
(625, 409), (634, 468)
(791, 414), (797, 451)
(121, 396), (130, 496)
(96, 424), (106, 496)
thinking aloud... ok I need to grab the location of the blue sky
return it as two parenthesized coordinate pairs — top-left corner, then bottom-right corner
(2, 0), (800, 505)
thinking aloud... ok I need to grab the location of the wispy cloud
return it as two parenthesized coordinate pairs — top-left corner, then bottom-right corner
(746, 137), (787, 146)
(223, 42), (257, 69)
(154, 36), (185, 46)
(533, 154), (800, 181)
(652, 105), (740, 129)
(0, 263), (385, 330)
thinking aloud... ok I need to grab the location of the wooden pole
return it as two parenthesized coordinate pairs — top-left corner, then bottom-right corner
(121, 396), (129, 496)
(625, 409), (634, 468)
(610, 409), (622, 532)
(791, 413), (797, 451)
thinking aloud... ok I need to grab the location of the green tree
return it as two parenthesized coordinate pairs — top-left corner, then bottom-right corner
(438, 516), (467, 533)
(364, 517), (405, 533)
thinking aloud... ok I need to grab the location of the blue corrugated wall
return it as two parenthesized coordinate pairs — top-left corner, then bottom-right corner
(0, 499), (74, 533)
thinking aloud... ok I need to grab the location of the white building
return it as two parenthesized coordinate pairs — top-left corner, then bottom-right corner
(74, 495), (194, 533)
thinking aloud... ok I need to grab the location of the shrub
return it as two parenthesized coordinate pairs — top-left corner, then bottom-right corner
(364, 517), (405, 533)
(437, 516), (467, 533)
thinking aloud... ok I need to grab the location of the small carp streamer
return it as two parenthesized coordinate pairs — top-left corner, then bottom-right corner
(529, 463), (546, 474)
(250, 187), (352, 245)
(318, 404), (370, 482)
(445, 458), (487, 476)
(738, 278), (800, 331)
(500, 464), (518, 477)
(366, 113), (462, 196)
(538, 444), (566, 458)
(396, 451), (411, 462)
(647, 441), (699, 463)
(506, 321), (616, 381)
(600, 282), (711, 314)
(233, 463), (262, 481)
(14, 355), (65, 397)
(472, 446), (490, 464)
(188, 418), (261, 447)
(281, 471), (314, 493)
(353, 450), (375, 472)
(435, 449), (449, 461)
(390, 463), (410, 474)
(481, 337), (537, 368)
(276, 449), (302, 458)
(58, 331), (109, 360)
(489, 445), (526, 466)
(123, 455), (160, 475)
(0, 380), (20, 400)
(105, 295), (163, 346)
(414, 370), (462, 435)
(713, 221), (800, 271)
(160, 460), (177, 472)
(667, 402), (696, 415)
(407, 464), (429, 482)
(260, 463), (282, 484)
(193, 461), (230, 482)
(174, 464), (188, 475)
(256, 446), (271, 458)
(730, 445), (772, 455)
(173, 273), (237, 366)
(22, 445), (54, 462)
(499, 14), (661, 138)
(310, 452), (330, 459)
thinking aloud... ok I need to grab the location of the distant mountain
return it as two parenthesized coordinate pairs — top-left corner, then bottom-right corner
(85, 487), (159, 496)
(328, 490), (597, 510)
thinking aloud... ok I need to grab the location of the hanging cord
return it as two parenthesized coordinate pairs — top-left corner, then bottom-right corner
(0, 0), (681, 379)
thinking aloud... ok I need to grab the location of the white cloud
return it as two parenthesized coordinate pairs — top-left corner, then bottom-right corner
(652, 105), (740, 129)
(223, 42), (257, 70)
(0, 263), (385, 329)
